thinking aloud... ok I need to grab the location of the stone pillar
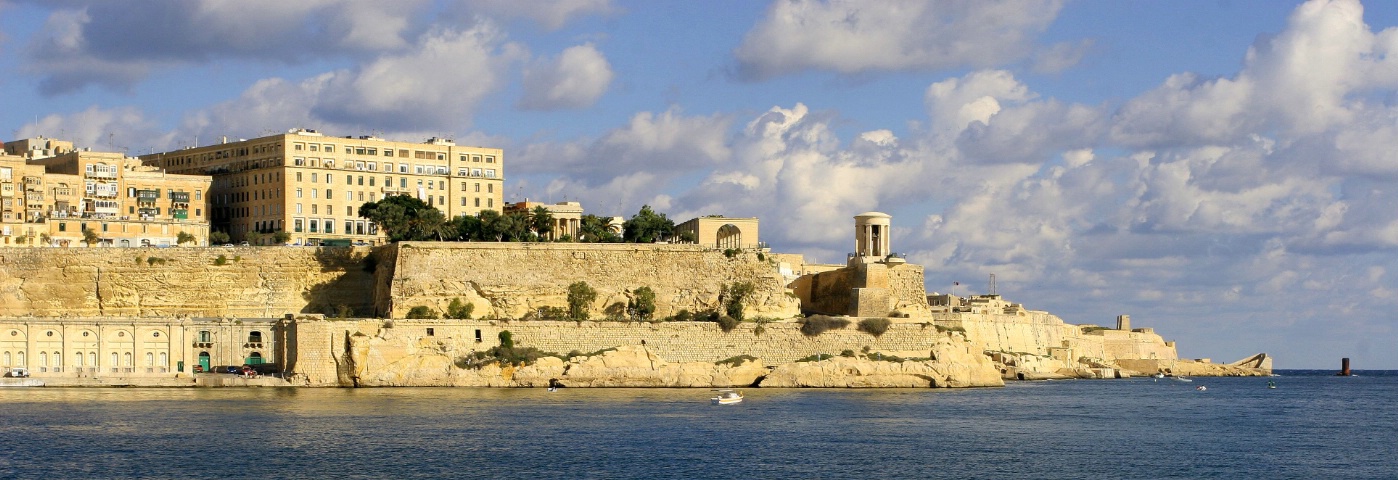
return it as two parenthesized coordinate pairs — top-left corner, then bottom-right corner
(1116, 315), (1131, 331)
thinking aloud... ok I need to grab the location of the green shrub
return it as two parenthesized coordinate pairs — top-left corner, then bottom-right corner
(934, 325), (966, 334)
(716, 355), (758, 367)
(567, 281), (597, 321)
(840, 349), (856, 357)
(405, 306), (437, 319)
(459, 345), (558, 369)
(721, 282), (755, 321)
(857, 318), (892, 337)
(566, 347), (616, 360)
(715, 315), (740, 333)
(213, 254), (228, 266)
(795, 353), (832, 362)
(524, 306), (567, 321)
(672, 309), (693, 322)
(498, 330), (514, 349)
(446, 298), (475, 319)
(799, 315), (850, 337)
(627, 286), (657, 321)
(723, 248), (740, 258)
(756, 252), (765, 262)
(334, 305), (355, 318)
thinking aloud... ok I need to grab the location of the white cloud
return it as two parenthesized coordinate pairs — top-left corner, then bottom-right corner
(519, 43), (614, 110)
(467, 0), (616, 30)
(735, 0), (1065, 79)
(15, 106), (172, 154)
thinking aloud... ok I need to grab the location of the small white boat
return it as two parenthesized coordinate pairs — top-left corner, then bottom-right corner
(1169, 376), (1192, 383)
(711, 389), (743, 405)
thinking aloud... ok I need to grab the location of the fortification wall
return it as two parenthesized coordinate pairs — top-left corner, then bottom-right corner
(934, 311), (1178, 362)
(0, 247), (377, 318)
(290, 318), (966, 386)
(386, 242), (801, 320)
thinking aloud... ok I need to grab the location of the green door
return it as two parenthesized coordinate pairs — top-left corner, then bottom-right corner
(245, 352), (264, 365)
(198, 352), (210, 372)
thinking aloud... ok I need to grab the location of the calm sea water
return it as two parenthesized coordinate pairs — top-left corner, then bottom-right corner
(0, 370), (1393, 479)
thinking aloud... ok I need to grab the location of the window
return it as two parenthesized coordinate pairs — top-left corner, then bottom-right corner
(325, 145), (335, 153)
(309, 219), (319, 233)
(346, 206), (353, 216)
(398, 164), (408, 173)
(309, 144), (318, 152)
(427, 328), (435, 336)
(475, 198), (481, 207)
(294, 219), (304, 232)
(311, 173), (318, 183)
(488, 184), (493, 193)
(312, 189), (318, 199)
(312, 205), (318, 214)
(296, 204), (303, 214)
(345, 220), (353, 233)
(400, 178), (407, 188)
(294, 143), (304, 151)
(326, 174), (333, 184)
(324, 219), (334, 234)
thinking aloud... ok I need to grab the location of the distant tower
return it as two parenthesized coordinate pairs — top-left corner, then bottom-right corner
(854, 212), (892, 258)
(1116, 315), (1131, 331)
(989, 273), (997, 296)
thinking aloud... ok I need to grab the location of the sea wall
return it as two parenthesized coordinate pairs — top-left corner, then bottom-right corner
(933, 311), (1178, 363)
(288, 318), (992, 387)
(384, 242), (801, 320)
(0, 246), (377, 318)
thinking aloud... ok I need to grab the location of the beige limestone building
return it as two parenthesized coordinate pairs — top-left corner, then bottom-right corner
(0, 138), (211, 247)
(675, 216), (762, 249)
(0, 317), (279, 378)
(504, 200), (583, 240)
(141, 129), (504, 245)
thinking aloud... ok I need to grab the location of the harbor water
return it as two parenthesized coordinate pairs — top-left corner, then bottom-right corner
(0, 370), (1392, 479)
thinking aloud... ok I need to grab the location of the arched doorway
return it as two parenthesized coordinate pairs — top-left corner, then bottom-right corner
(716, 224), (742, 249)
(246, 352), (264, 365)
(198, 352), (210, 372)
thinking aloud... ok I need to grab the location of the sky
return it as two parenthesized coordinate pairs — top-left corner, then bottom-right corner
(2, 0), (1397, 369)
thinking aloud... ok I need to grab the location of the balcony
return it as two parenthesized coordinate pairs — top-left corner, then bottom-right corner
(171, 191), (190, 203)
(193, 342), (213, 348)
(136, 189), (159, 203)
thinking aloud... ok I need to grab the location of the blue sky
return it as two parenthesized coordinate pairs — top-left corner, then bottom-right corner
(3, 0), (1397, 369)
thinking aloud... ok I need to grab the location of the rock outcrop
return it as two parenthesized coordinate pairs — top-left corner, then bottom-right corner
(760, 334), (1003, 388)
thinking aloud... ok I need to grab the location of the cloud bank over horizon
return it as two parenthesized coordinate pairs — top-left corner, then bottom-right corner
(3, 0), (1397, 368)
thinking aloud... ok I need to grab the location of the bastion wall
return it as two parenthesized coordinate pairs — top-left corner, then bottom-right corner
(0, 246), (377, 318)
(288, 318), (973, 387)
(384, 242), (802, 320)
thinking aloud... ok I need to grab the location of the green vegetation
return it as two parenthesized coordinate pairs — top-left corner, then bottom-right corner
(565, 347), (616, 359)
(209, 230), (231, 245)
(145, 257), (168, 266)
(795, 353), (832, 362)
(176, 231), (196, 245)
(857, 318), (892, 337)
(723, 248), (740, 259)
(445, 298), (475, 319)
(721, 282), (755, 321)
(272, 230), (292, 244)
(799, 315), (850, 337)
(359, 195), (450, 242)
(498, 330), (514, 349)
(716, 355), (758, 367)
(213, 254), (228, 266)
(567, 281), (597, 321)
(405, 306), (437, 319)
(622, 205), (675, 243)
(1080, 325), (1109, 333)
(670, 309), (693, 322)
(245, 231), (264, 245)
(627, 286), (656, 321)
(934, 325), (966, 334)
(81, 228), (99, 246)
(715, 315), (740, 333)
(523, 306), (568, 321)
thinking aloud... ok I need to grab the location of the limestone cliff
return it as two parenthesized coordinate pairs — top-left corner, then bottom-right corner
(760, 334), (1003, 388)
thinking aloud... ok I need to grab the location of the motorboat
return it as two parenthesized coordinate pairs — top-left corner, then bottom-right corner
(1169, 375), (1192, 383)
(711, 389), (744, 405)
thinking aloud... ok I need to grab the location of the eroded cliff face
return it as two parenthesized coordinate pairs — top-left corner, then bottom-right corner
(760, 334), (1003, 388)
(0, 247), (376, 317)
(387, 242), (801, 320)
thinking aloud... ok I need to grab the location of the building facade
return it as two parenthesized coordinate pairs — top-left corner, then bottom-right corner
(675, 216), (762, 249)
(141, 129), (505, 245)
(0, 141), (210, 247)
(0, 317), (279, 378)
(504, 200), (583, 240)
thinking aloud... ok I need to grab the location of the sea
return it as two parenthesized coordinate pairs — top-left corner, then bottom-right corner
(0, 370), (1392, 479)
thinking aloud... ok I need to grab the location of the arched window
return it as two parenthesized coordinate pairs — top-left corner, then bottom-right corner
(52, 352), (61, 367)
(74, 352), (83, 366)
(145, 352), (154, 366)
(89, 352), (96, 367)
(17, 351), (23, 366)
(39, 352), (47, 367)
(159, 352), (167, 367)
(3, 351), (9, 366)
(123, 352), (132, 366)
(110, 352), (118, 367)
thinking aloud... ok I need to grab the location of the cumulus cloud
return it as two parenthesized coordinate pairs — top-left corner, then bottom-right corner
(21, 0), (433, 94)
(510, 107), (732, 183)
(15, 106), (173, 154)
(734, 0), (1065, 79)
(518, 43), (614, 110)
(466, 0), (616, 31)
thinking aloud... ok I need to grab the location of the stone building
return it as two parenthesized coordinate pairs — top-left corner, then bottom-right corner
(504, 200), (583, 240)
(0, 140), (210, 247)
(0, 317), (280, 378)
(140, 128), (504, 246)
(674, 216), (761, 249)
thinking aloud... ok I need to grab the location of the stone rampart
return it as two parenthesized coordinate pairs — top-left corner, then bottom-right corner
(385, 242), (801, 320)
(0, 246), (377, 318)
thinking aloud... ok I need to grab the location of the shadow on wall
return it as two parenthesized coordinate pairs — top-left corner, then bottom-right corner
(301, 246), (377, 317)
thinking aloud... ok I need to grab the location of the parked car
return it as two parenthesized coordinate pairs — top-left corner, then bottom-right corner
(5, 367), (29, 378)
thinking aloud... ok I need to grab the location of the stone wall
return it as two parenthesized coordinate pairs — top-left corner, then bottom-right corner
(0, 246), (377, 318)
(385, 242), (801, 320)
(288, 318), (972, 386)
(932, 310), (1178, 363)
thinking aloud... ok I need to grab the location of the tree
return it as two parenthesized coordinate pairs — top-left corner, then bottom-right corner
(245, 230), (264, 245)
(721, 282), (756, 321)
(272, 230), (292, 244)
(530, 206), (555, 240)
(623, 205), (674, 243)
(477, 209), (508, 241)
(578, 214), (619, 243)
(567, 281), (597, 321)
(39, 233), (50, 246)
(359, 195), (447, 242)
(453, 214), (484, 241)
(209, 231), (231, 245)
(503, 210), (531, 241)
(405, 306), (437, 319)
(176, 231), (196, 245)
(628, 286), (657, 321)
(81, 228), (100, 246)
(446, 298), (475, 319)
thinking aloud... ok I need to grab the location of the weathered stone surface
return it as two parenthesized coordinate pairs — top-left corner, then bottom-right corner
(760, 334), (1002, 388)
